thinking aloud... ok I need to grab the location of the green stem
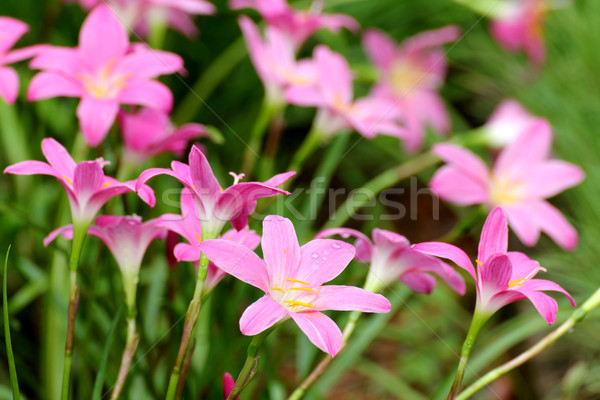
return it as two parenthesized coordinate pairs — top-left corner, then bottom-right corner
(110, 307), (139, 400)
(286, 124), (324, 181)
(241, 100), (279, 176)
(165, 253), (210, 399)
(60, 224), (87, 400)
(173, 37), (247, 124)
(447, 310), (489, 400)
(457, 288), (600, 400)
(226, 329), (273, 400)
(258, 108), (286, 181)
(322, 151), (439, 230)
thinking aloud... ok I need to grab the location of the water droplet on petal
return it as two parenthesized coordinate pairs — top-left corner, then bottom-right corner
(322, 257), (327, 261)
(311, 253), (319, 259)
(332, 243), (341, 249)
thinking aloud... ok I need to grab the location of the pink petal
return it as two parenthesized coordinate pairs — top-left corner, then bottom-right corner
(404, 25), (460, 55)
(4, 160), (57, 177)
(73, 161), (104, 198)
(198, 239), (269, 292)
(318, 13), (359, 33)
(413, 242), (476, 280)
(118, 80), (173, 112)
(239, 295), (288, 335)
(174, 243), (201, 262)
(520, 290), (559, 325)
(86, 185), (135, 220)
(494, 120), (552, 177)
(223, 373), (237, 400)
(117, 47), (184, 79)
(532, 201), (579, 250)
(414, 90), (450, 134)
(77, 97), (119, 146)
(28, 47), (83, 75)
(260, 215), (301, 282)
(295, 239), (355, 286)
(430, 169), (489, 206)
(400, 272), (437, 294)
(363, 29), (397, 69)
(216, 183), (290, 227)
(0, 17), (28, 54)
(43, 224), (74, 247)
(41, 138), (76, 176)
(312, 285), (391, 313)
(0, 67), (19, 104)
(79, 5), (129, 67)
(522, 279), (576, 307)
(129, 181), (156, 207)
(290, 312), (342, 356)
(478, 208), (508, 263)
(403, 251), (466, 295)
(372, 229), (410, 249)
(524, 160), (584, 199)
(189, 146), (222, 204)
(433, 143), (490, 183)
(315, 228), (373, 262)
(135, 167), (179, 191)
(313, 45), (353, 105)
(506, 251), (543, 281)
(27, 72), (83, 101)
(503, 204), (541, 247)
(157, 213), (188, 239)
(480, 254), (512, 294)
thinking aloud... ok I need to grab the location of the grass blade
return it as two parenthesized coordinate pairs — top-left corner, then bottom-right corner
(92, 303), (123, 400)
(3, 245), (20, 399)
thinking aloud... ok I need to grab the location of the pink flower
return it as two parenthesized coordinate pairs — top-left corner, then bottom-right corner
(0, 17), (41, 104)
(414, 208), (575, 324)
(490, 0), (546, 64)
(231, 0), (358, 49)
(159, 188), (261, 292)
(28, 5), (184, 146)
(481, 99), (544, 148)
(239, 16), (317, 105)
(137, 145), (295, 237)
(118, 108), (207, 166)
(223, 373), (238, 399)
(4, 138), (155, 225)
(286, 45), (408, 139)
(430, 121), (584, 249)
(198, 215), (391, 356)
(316, 227), (465, 295)
(363, 26), (459, 151)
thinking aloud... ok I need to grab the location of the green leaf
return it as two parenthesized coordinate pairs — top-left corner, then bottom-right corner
(3, 245), (20, 399)
(92, 304), (123, 400)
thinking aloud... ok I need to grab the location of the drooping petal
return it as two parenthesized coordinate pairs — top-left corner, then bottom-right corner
(239, 295), (288, 335)
(412, 242), (476, 280)
(260, 215), (301, 282)
(312, 285), (391, 313)
(118, 80), (173, 112)
(290, 312), (342, 357)
(519, 290), (559, 325)
(198, 239), (269, 292)
(174, 243), (202, 262)
(79, 5), (129, 67)
(478, 207), (508, 263)
(400, 272), (437, 294)
(295, 239), (355, 286)
(41, 138), (76, 176)
(27, 72), (83, 101)
(0, 67), (19, 104)
(76, 96), (119, 146)
(135, 167), (179, 191)
(43, 224), (74, 247)
(4, 160), (58, 177)
(522, 279), (576, 307)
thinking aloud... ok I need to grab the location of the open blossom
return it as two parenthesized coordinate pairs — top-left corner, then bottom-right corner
(239, 16), (317, 106)
(137, 145), (295, 238)
(75, 0), (216, 38)
(415, 208), (575, 324)
(231, 0), (358, 49)
(490, 0), (546, 64)
(159, 188), (261, 292)
(430, 121), (584, 249)
(0, 17), (42, 104)
(286, 45), (408, 140)
(4, 138), (155, 225)
(28, 5), (184, 146)
(316, 228), (465, 295)
(481, 99), (544, 148)
(119, 108), (207, 166)
(363, 26), (460, 151)
(199, 215), (391, 356)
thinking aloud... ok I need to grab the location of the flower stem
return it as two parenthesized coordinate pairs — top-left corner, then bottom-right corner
(322, 151), (439, 230)
(226, 329), (273, 400)
(110, 305), (139, 400)
(286, 124), (324, 181)
(447, 310), (489, 400)
(165, 252), (210, 399)
(241, 100), (279, 177)
(457, 288), (600, 400)
(258, 108), (286, 181)
(60, 224), (87, 400)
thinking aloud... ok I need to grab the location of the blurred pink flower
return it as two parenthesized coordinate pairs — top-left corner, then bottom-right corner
(159, 188), (261, 292)
(28, 5), (183, 146)
(363, 26), (460, 151)
(430, 121), (584, 249)
(316, 227), (465, 294)
(231, 0), (358, 49)
(415, 208), (575, 324)
(119, 108), (207, 165)
(4, 138), (155, 225)
(286, 45), (408, 139)
(223, 373), (238, 399)
(0, 17), (42, 104)
(199, 215), (391, 356)
(137, 145), (295, 237)
(490, 0), (546, 64)
(481, 99), (544, 148)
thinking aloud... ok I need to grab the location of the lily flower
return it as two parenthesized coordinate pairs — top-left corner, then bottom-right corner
(480, 99), (544, 148)
(231, 0), (358, 49)
(316, 227), (465, 295)
(159, 188), (261, 292)
(4, 138), (155, 225)
(136, 145), (295, 238)
(286, 45), (408, 140)
(430, 121), (584, 249)
(118, 107), (207, 166)
(198, 215), (391, 356)
(414, 208), (575, 324)
(363, 26), (460, 151)
(0, 17), (42, 104)
(27, 5), (184, 146)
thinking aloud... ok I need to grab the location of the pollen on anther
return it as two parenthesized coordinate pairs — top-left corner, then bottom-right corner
(285, 278), (310, 285)
(271, 287), (286, 293)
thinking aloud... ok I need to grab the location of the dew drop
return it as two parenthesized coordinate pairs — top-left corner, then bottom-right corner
(323, 249), (330, 255)
(332, 243), (341, 249)
(322, 257), (327, 261)
(311, 253), (319, 259)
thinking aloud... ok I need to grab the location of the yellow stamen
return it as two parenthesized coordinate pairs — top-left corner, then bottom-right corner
(283, 248), (288, 255)
(508, 278), (527, 289)
(102, 181), (113, 188)
(289, 287), (315, 292)
(475, 259), (482, 266)
(270, 287), (286, 293)
(62, 175), (73, 186)
(195, 233), (202, 243)
(284, 300), (314, 308)
(285, 278), (310, 285)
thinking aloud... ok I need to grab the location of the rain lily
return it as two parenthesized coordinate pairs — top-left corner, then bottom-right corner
(137, 145), (295, 238)
(286, 45), (408, 140)
(490, 0), (546, 64)
(159, 188), (261, 292)
(316, 227), (465, 295)
(363, 26), (460, 151)
(414, 208), (576, 324)
(198, 215), (391, 356)
(480, 99), (544, 148)
(4, 138), (155, 226)
(0, 17), (41, 104)
(118, 107), (207, 166)
(430, 120), (584, 249)
(28, 5), (184, 146)
(231, 0), (358, 49)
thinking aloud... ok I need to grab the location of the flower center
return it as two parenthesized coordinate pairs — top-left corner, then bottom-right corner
(390, 59), (428, 95)
(77, 59), (130, 100)
(490, 174), (525, 205)
(270, 278), (318, 311)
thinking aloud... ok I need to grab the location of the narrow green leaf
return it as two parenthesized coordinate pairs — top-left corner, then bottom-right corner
(92, 304), (123, 400)
(3, 245), (20, 399)
(355, 359), (427, 400)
